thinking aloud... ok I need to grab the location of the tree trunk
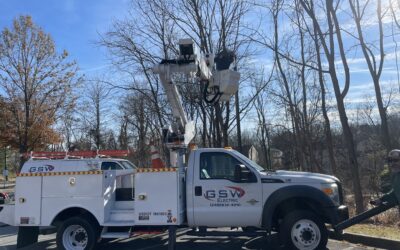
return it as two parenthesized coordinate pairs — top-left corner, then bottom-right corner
(201, 104), (207, 147)
(329, 0), (364, 214)
(235, 92), (243, 152)
(312, 15), (337, 175)
(95, 98), (101, 149)
(349, 0), (391, 152)
(272, 5), (305, 170)
(214, 103), (222, 147)
(300, 0), (364, 212)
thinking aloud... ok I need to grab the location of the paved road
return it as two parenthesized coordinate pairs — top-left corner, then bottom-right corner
(0, 226), (381, 250)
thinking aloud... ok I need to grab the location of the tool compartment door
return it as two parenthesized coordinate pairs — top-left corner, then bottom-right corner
(135, 169), (183, 225)
(15, 176), (42, 226)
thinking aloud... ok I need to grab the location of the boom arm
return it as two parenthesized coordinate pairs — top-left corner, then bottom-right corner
(153, 38), (240, 165)
(155, 67), (189, 134)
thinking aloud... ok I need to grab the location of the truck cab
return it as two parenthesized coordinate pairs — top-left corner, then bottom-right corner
(186, 148), (348, 249)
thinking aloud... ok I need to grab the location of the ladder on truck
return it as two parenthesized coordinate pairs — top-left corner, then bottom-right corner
(23, 150), (130, 160)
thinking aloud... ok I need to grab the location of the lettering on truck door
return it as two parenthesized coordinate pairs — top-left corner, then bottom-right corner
(192, 152), (262, 227)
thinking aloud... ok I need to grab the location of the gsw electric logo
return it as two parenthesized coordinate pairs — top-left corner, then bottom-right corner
(29, 165), (55, 173)
(204, 186), (245, 202)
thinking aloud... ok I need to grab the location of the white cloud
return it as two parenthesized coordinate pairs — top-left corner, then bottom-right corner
(80, 64), (111, 73)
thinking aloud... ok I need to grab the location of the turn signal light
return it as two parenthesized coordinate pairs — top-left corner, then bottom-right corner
(322, 188), (334, 196)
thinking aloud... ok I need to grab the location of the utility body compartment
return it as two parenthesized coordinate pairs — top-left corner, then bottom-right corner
(135, 168), (185, 226)
(14, 171), (106, 226)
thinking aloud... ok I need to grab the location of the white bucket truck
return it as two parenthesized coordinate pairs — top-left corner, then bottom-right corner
(0, 148), (348, 250)
(0, 39), (349, 250)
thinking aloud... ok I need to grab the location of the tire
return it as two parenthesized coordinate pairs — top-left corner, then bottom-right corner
(279, 210), (328, 250)
(56, 216), (99, 250)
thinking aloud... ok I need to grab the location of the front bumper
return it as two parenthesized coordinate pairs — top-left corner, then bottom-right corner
(325, 205), (349, 225)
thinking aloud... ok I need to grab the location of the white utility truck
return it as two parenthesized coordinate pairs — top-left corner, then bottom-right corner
(0, 39), (349, 250)
(0, 148), (348, 250)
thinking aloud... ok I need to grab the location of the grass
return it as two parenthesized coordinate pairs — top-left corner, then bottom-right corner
(345, 223), (400, 240)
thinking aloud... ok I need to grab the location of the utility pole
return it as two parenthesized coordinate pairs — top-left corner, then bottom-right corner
(3, 146), (8, 189)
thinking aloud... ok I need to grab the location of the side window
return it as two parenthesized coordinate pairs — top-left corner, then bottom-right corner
(200, 152), (242, 180)
(101, 162), (123, 170)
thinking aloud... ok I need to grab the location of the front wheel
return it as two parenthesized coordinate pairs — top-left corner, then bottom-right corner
(279, 210), (328, 250)
(56, 216), (99, 250)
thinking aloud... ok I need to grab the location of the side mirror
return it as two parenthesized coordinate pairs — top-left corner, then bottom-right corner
(234, 164), (256, 183)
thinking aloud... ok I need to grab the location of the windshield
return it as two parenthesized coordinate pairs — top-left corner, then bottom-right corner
(119, 160), (137, 169)
(231, 150), (266, 172)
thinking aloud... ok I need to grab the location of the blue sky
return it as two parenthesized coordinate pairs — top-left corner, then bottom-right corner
(0, 0), (130, 74)
(1, 0), (399, 128)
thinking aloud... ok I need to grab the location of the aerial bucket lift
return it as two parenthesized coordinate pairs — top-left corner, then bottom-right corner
(153, 38), (239, 167)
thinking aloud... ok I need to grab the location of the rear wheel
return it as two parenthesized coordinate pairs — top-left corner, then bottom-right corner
(279, 210), (327, 250)
(56, 216), (99, 250)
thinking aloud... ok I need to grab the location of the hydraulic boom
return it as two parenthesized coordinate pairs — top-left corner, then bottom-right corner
(153, 38), (240, 166)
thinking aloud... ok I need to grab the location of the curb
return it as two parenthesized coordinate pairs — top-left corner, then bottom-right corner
(329, 230), (400, 249)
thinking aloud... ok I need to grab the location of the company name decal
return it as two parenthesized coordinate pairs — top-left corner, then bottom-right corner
(29, 165), (55, 173)
(204, 186), (245, 207)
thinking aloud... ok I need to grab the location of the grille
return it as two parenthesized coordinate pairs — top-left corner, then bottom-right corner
(336, 181), (344, 204)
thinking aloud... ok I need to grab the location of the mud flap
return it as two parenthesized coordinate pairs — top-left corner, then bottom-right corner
(17, 226), (39, 249)
(168, 226), (177, 250)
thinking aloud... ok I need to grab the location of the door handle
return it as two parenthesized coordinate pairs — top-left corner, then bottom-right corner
(195, 186), (202, 196)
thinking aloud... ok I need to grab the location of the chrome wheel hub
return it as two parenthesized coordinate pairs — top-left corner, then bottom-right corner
(62, 224), (88, 250)
(291, 219), (321, 250)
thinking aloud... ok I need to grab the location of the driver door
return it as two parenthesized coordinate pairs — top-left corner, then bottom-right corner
(192, 151), (262, 227)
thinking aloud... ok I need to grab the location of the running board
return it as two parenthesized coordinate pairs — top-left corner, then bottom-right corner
(101, 226), (131, 239)
(101, 231), (131, 239)
(186, 230), (265, 237)
(103, 220), (135, 226)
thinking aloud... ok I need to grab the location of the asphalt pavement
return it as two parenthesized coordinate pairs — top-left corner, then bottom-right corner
(0, 226), (382, 250)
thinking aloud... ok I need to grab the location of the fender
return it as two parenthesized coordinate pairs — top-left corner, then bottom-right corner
(49, 206), (100, 226)
(262, 185), (335, 231)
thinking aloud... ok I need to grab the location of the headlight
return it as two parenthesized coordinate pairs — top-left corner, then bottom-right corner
(321, 183), (339, 205)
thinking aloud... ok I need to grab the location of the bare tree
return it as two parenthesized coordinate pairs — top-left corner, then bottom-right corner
(389, 0), (400, 94)
(349, 0), (391, 152)
(300, 0), (364, 212)
(59, 106), (79, 150)
(120, 91), (154, 167)
(254, 78), (272, 169)
(390, 0), (400, 29)
(165, 0), (256, 148)
(100, 0), (173, 130)
(118, 115), (129, 150)
(82, 79), (111, 149)
(270, 1), (308, 171)
(101, 0), (259, 152)
(311, 9), (338, 175)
